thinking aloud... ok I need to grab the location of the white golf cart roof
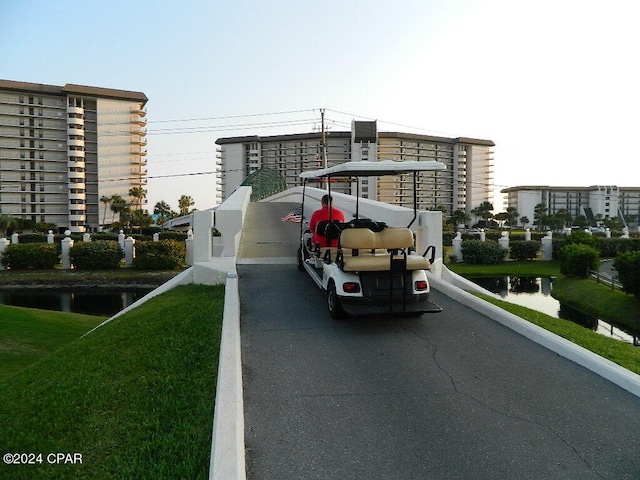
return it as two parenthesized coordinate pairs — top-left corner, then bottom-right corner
(299, 160), (446, 179)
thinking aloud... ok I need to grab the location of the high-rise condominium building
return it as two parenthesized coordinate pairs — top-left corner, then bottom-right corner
(0, 80), (148, 233)
(501, 185), (640, 227)
(216, 121), (494, 217)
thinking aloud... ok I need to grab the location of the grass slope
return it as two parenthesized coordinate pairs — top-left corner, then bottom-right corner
(0, 284), (224, 480)
(550, 276), (640, 330)
(0, 305), (105, 381)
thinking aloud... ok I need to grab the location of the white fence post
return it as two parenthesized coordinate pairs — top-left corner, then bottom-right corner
(118, 230), (125, 250)
(499, 231), (510, 260)
(11, 232), (18, 244)
(153, 232), (160, 242)
(0, 238), (10, 270)
(541, 231), (553, 261)
(47, 230), (54, 244)
(124, 236), (135, 268)
(83, 233), (91, 242)
(61, 230), (74, 269)
(452, 232), (463, 262)
(185, 229), (194, 266)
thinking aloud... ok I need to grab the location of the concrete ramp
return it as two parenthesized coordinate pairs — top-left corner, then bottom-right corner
(237, 202), (301, 264)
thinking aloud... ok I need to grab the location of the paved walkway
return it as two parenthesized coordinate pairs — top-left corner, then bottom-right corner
(237, 203), (640, 479)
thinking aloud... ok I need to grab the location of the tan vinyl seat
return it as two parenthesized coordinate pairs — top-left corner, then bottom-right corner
(339, 227), (430, 272)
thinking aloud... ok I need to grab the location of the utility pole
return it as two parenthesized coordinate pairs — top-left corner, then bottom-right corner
(320, 108), (327, 170)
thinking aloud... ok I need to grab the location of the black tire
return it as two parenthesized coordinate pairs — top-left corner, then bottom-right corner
(297, 246), (304, 271)
(327, 281), (346, 320)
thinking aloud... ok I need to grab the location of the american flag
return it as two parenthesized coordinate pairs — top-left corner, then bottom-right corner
(281, 206), (303, 223)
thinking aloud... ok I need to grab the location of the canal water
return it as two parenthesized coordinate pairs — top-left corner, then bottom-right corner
(0, 288), (153, 317)
(469, 276), (639, 346)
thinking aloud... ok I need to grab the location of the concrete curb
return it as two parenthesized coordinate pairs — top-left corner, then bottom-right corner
(208, 269), (246, 480)
(428, 272), (640, 399)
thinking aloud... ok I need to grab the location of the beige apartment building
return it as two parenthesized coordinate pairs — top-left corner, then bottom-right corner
(0, 80), (148, 233)
(215, 121), (494, 217)
(501, 185), (640, 227)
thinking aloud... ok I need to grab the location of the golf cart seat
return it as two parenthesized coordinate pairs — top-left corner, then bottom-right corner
(339, 227), (430, 272)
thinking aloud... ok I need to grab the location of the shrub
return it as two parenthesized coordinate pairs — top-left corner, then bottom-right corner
(70, 241), (123, 270)
(597, 237), (633, 258)
(1, 243), (59, 269)
(563, 229), (599, 249)
(613, 251), (640, 299)
(132, 240), (186, 270)
(158, 231), (188, 241)
(461, 239), (506, 265)
(559, 243), (600, 277)
(14, 233), (48, 243)
(509, 240), (540, 261)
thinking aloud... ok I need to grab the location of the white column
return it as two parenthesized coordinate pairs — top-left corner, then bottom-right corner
(415, 210), (443, 270)
(124, 236), (136, 268)
(61, 230), (74, 269)
(186, 229), (194, 266)
(0, 238), (10, 270)
(541, 231), (553, 261)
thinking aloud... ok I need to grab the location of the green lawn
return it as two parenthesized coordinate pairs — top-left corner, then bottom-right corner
(0, 284), (224, 480)
(446, 259), (562, 278)
(0, 305), (105, 381)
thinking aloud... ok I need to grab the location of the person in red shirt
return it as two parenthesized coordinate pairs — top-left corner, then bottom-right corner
(309, 194), (345, 247)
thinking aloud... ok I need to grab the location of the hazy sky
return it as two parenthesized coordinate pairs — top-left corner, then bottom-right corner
(2, 0), (638, 212)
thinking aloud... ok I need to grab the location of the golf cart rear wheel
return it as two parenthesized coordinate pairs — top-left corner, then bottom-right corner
(327, 282), (346, 320)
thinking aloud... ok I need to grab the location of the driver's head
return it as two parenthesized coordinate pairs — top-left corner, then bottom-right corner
(321, 194), (332, 207)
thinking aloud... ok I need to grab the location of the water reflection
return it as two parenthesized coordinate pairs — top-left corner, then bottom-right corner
(0, 288), (152, 317)
(469, 276), (639, 346)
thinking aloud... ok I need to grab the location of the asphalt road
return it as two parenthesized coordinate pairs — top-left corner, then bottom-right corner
(239, 263), (640, 480)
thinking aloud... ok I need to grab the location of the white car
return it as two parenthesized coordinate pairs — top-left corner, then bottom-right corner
(297, 160), (444, 319)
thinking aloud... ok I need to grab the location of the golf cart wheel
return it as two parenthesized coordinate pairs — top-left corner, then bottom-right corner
(327, 281), (346, 320)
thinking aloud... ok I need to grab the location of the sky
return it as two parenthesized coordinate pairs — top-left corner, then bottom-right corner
(1, 0), (639, 213)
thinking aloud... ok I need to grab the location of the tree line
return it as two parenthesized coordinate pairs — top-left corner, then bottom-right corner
(443, 201), (635, 231)
(101, 188), (197, 230)
(0, 189), (198, 237)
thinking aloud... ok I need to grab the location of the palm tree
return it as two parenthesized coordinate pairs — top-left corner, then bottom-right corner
(100, 195), (112, 226)
(520, 216), (530, 229)
(471, 201), (494, 228)
(450, 209), (470, 229)
(110, 195), (128, 223)
(505, 207), (519, 227)
(129, 187), (147, 211)
(153, 201), (173, 225)
(0, 214), (18, 238)
(533, 203), (548, 230)
(178, 195), (195, 216)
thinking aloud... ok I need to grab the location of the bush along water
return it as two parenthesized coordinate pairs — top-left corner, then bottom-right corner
(132, 240), (186, 270)
(509, 240), (540, 261)
(70, 241), (124, 270)
(461, 239), (506, 265)
(613, 251), (640, 299)
(1, 243), (59, 269)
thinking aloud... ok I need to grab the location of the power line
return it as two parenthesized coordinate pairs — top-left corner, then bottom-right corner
(146, 109), (315, 124)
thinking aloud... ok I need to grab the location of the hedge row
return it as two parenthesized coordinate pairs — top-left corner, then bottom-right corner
(0, 240), (186, 270)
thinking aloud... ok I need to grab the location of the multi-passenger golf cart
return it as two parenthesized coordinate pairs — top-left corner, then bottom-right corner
(297, 160), (445, 318)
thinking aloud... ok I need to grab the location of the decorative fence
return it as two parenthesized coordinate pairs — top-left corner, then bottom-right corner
(0, 229), (194, 270)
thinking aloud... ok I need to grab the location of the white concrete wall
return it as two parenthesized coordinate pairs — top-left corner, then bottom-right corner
(214, 186), (252, 258)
